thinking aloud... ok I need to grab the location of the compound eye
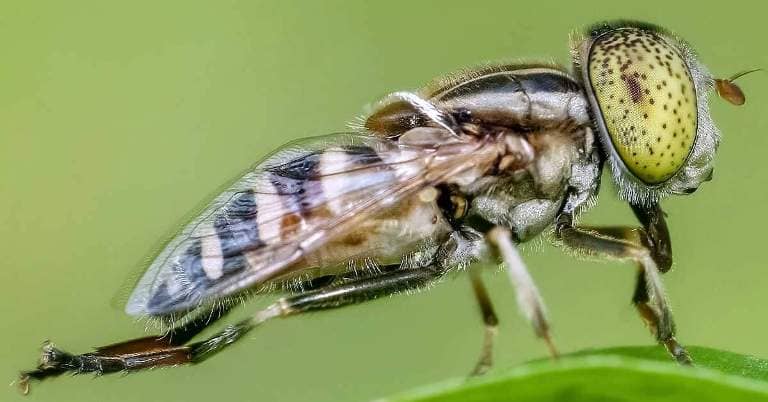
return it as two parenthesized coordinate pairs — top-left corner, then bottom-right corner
(586, 28), (697, 184)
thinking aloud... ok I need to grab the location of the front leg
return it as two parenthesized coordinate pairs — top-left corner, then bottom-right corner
(555, 204), (691, 364)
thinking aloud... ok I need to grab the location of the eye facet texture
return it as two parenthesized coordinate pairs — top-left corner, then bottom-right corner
(587, 28), (697, 184)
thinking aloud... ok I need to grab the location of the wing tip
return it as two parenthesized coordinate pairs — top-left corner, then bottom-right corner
(125, 292), (149, 317)
(125, 282), (202, 317)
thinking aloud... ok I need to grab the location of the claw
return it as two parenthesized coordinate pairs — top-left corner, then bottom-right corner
(542, 332), (560, 361)
(664, 337), (693, 366)
(17, 373), (31, 395)
(469, 356), (492, 377)
(17, 340), (77, 394)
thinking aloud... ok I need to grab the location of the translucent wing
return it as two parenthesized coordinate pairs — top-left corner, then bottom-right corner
(126, 132), (492, 317)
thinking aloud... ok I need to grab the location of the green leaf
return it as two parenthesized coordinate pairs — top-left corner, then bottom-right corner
(380, 346), (768, 402)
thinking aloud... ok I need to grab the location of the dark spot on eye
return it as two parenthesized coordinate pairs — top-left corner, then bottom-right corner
(666, 144), (671, 149)
(677, 118), (681, 123)
(662, 123), (667, 129)
(668, 92), (672, 99)
(656, 137), (661, 142)
(656, 162), (661, 166)
(643, 113), (648, 119)
(663, 104), (668, 110)
(649, 98), (655, 104)
(662, 80), (667, 86)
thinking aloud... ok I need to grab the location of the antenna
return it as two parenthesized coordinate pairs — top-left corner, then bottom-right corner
(715, 68), (762, 106)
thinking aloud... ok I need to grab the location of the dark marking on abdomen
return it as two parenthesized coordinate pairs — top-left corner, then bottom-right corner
(267, 152), (322, 218)
(342, 145), (384, 165)
(215, 189), (263, 256)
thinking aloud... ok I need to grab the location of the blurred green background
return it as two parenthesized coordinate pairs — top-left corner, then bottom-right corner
(1, 1), (766, 401)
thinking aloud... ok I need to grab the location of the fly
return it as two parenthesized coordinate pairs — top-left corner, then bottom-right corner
(18, 20), (755, 394)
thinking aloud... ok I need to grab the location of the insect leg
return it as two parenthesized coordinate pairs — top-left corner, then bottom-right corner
(468, 267), (499, 375)
(629, 202), (672, 271)
(631, 268), (690, 364)
(555, 207), (692, 364)
(19, 265), (444, 392)
(630, 202), (690, 364)
(487, 227), (558, 359)
(18, 303), (233, 393)
(190, 265), (444, 363)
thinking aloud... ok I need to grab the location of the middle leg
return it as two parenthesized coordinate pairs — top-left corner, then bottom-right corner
(468, 267), (499, 376)
(486, 227), (559, 359)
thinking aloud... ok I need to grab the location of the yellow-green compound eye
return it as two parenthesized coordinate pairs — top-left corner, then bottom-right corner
(587, 28), (697, 184)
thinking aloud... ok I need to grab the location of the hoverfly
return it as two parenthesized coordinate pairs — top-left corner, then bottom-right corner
(19, 20), (755, 393)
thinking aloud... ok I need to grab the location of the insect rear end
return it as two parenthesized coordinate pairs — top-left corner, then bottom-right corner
(19, 20), (754, 394)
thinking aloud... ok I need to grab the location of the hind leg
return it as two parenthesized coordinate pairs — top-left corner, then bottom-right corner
(19, 265), (445, 393)
(19, 303), (234, 393)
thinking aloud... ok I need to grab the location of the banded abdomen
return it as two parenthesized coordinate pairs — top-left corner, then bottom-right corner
(125, 134), (486, 316)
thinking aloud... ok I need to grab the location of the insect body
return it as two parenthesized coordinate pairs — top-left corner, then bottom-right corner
(19, 20), (750, 393)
